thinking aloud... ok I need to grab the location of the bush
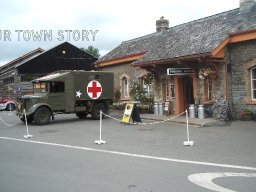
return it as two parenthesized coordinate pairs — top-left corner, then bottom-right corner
(137, 104), (153, 114)
(112, 102), (126, 110)
(114, 88), (121, 102)
(129, 82), (153, 105)
(240, 109), (254, 116)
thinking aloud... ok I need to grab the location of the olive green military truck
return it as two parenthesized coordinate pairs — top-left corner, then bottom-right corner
(16, 71), (114, 125)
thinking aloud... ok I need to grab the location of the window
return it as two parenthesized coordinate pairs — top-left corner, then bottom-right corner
(50, 82), (64, 93)
(144, 84), (152, 97)
(141, 77), (152, 97)
(34, 83), (48, 93)
(170, 83), (175, 98)
(165, 79), (175, 101)
(165, 79), (170, 101)
(122, 77), (129, 98)
(207, 78), (213, 100)
(3, 77), (14, 85)
(203, 78), (213, 101)
(251, 68), (256, 100)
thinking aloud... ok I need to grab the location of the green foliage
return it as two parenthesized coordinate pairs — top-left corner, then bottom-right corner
(143, 73), (154, 84)
(81, 45), (100, 58)
(240, 109), (254, 116)
(114, 88), (121, 101)
(129, 82), (153, 104)
(112, 102), (126, 110)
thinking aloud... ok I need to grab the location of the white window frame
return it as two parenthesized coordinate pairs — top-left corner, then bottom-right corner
(120, 74), (130, 100)
(123, 77), (129, 97)
(207, 78), (213, 100)
(141, 78), (152, 98)
(165, 79), (170, 101)
(145, 84), (152, 97)
(251, 67), (256, 100)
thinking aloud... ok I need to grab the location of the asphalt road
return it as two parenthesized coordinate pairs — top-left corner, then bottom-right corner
(0, 110), (256, 192)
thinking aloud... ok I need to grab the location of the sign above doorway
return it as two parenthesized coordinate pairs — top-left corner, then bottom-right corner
(167, 68), (195, 75)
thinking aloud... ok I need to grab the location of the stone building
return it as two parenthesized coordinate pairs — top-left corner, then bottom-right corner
(96, 0), (256, 118)
(0, 42), (97, 99)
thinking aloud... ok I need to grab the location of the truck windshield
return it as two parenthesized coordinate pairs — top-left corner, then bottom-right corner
(33, 82), (48, 93)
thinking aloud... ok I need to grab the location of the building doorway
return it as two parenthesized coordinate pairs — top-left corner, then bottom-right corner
(176, 76), (194, 114)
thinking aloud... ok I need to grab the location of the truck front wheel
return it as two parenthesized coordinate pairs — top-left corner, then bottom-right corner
(91, 103), (105, 120)
(33, 106), (51, 125)
(20, 115), (33, 123)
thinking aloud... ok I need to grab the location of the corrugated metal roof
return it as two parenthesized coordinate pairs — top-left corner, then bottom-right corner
(32, 71), (69, 82)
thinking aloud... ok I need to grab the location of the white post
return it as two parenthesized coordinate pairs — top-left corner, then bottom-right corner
(23, 109), (33, 139)
(99, 110), (102, 141)
(8, 103), (12, 116)
(183, 110), (194, 146)
(94, 110), (106, 144)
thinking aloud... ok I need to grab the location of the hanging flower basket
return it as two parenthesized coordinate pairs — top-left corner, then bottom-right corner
(198, 66), (217, 79)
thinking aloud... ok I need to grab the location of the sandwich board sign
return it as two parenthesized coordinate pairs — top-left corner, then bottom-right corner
(122, 103), (142, 124)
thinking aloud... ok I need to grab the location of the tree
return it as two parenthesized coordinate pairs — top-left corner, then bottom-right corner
(81, 45), (100, 58)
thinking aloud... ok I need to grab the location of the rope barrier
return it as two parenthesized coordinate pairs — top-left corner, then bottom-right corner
(0, 111), (20, 127)
(97, 110), (194, 146)
(102, 111), (186, 125)
(0, 110), (33, 139)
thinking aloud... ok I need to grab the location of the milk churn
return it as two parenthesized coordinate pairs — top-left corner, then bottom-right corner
(189, 104), (195, 118)
(154, 103), (159, 115)
(198, 105), (205, 119)
(158, 103), (163, 115)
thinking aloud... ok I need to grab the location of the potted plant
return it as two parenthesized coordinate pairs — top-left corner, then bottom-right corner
(198, 66), (217, 79)
(240, 109), (254, 121)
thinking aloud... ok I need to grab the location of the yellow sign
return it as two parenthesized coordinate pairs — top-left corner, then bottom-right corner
(122, 103), (134, 123)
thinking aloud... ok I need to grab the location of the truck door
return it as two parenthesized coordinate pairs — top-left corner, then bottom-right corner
(48, 82), (66, 111)
(65, 78), (74, 112)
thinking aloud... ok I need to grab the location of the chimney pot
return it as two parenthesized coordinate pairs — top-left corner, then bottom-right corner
(156, 16), (169, 32)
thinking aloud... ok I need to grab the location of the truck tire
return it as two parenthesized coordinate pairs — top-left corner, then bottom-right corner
(33, 106), (51, 125)
(20, 115), (33, 123)
(91, 103), (105, 120)
(76, 112), (88, 119)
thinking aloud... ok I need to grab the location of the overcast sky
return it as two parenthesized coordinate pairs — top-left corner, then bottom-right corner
(0, 0), (239, 66)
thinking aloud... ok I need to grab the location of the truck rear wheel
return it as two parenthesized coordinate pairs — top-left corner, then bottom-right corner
(33, 106), (51, 125)
(91, 103), (105, 120)
(76, 112), (88, 119)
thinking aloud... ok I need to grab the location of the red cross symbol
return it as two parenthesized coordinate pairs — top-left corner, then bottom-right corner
(87, 80), (102, 99)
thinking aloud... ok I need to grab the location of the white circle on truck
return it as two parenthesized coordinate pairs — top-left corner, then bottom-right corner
(87, 80), (102, 99)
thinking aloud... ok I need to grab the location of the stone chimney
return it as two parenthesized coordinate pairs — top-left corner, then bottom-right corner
(240, 0), (256, 11)
(156, 16), (169, 32)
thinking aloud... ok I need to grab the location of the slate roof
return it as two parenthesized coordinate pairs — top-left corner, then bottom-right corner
(97, 6), (256, 66)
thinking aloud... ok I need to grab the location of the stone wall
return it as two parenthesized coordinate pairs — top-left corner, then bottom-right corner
(100, 63), (147, 100)
(226, 39), (256, 118)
